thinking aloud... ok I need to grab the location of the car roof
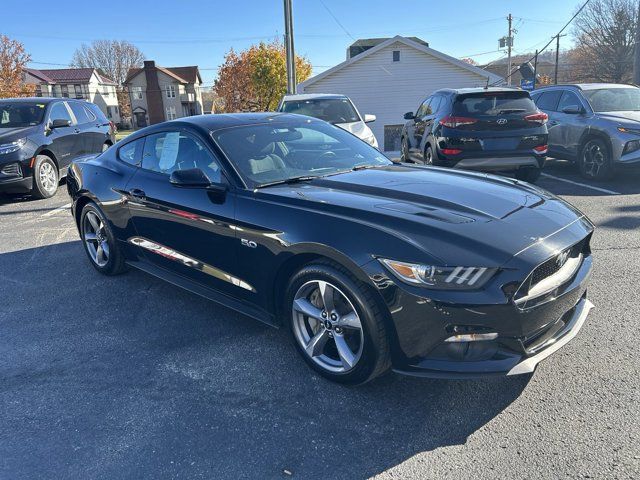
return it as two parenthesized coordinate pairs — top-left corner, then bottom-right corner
(0, 97), (67, 104)
(127, 113), (319, 138)
(532, 83), (638, 92)
(433, 87), (524, 96)
(281, 93), (349, 101)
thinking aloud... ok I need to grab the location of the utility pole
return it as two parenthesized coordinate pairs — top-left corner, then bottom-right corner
(533, 50), (539, 91)
(507, 13), (513, 86)
(634, 0), (640, 85)
(284, 0), (297, 94)
(554, 34), (566, 84)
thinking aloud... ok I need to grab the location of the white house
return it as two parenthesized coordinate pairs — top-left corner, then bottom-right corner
(298, 36), (503, 152)
(24, 68), (121, 125)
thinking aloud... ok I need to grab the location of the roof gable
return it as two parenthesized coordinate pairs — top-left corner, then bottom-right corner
(125, 65), (201, 85)
(300, 35), (503, 89)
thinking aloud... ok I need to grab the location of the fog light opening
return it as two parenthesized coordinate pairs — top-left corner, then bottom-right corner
(444, 332), (498, 343)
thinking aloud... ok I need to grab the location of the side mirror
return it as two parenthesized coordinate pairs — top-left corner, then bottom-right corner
(364, 114), (376, 123)
(562, 105), (584, 115)
(170, 168), (214, 188)
(403, 111), (415, 120)
(50, 118), (71, 129)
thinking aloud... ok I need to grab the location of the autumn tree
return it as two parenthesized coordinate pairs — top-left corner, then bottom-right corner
(71, 40), (145, 119)
(571, 0), (638, 82)
(0, 35), (35, 98)
(214, 39), (312, 112)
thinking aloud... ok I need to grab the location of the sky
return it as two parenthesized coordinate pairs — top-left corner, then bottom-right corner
(2, 0), (580, 88)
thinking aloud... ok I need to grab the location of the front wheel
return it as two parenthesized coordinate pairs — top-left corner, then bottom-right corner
(401, 136), (411, 162)
(31, 155), (59, 199)
(80, 202), (127, 275)
(286, 263), (390, 385)
(579, 138), (613, 180)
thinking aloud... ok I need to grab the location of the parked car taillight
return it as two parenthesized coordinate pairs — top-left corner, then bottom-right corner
(533, 144), (548, 154)
(439, 115), (478, 128)
(524, 112), (548, 125)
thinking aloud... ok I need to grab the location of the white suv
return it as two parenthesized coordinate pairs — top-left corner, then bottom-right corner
(278, 93), (378, 148)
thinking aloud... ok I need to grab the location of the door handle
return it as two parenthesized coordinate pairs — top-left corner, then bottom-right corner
(128, 188), (146, 200)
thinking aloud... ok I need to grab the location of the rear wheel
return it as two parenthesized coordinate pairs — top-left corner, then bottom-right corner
(80, 202), (127, 275)
(515, 167), (542, 183)
(579, 138), (613, 180)
(286, 262), (390, 385)
(401, 136), (411, 162)
(31, 155), (59, 199)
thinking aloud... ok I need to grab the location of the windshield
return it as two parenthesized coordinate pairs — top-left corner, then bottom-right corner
(582, 87), (640, 112)
(0, 103), (46, 128)
(281, 98), (360, 124)
(212, 120), (391, 188)
(453, 92), (537, 116)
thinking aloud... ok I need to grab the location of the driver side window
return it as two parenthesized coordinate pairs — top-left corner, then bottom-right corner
(141, 131), (221, 183)
(48, 102), (73, 125)
(416, 97), (431, 118)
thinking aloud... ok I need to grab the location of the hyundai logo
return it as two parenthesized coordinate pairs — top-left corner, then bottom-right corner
(497, 118), (508, 125)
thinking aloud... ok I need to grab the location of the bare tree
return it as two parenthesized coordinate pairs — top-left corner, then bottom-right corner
(0, 35), (35, 98)
(571, 0), (638, 83)
(71, 40), (144, 120)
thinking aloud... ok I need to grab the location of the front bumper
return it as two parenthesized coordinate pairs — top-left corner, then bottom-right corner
(0, 174), (32, 193)
(393, 294), (593, 378)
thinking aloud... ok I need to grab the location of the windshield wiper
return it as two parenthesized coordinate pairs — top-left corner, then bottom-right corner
(255, 175), (318, 189)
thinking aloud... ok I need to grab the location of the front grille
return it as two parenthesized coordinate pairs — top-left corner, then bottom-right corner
(514, 239), (588, 308)
(0, 162), (22, 177)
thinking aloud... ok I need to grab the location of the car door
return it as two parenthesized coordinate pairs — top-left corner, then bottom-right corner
(45, 101), (79, 170)
(412, 97), (432, 158)
(67, 101), (96, 157)
(554, 90), (589, 158)
(125, 128), (241, 298)
(533, 90), (562, 157)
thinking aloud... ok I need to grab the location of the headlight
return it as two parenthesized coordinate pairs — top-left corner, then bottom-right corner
(380, 258), (496, 290)
(0, 138), (27, 155)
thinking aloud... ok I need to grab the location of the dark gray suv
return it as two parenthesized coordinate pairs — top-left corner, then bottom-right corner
(531, 83), (640, 180)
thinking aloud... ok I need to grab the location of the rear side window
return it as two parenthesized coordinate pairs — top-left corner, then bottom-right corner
(69, 102), (92, 124)
(535, 91), (562, 111)
(453, 92), (537, 116)
(86, 103), (108, 122)
(118, 138), (144, 166)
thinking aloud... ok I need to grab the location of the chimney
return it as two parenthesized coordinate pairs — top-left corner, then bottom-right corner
(143, 60), (165, 124)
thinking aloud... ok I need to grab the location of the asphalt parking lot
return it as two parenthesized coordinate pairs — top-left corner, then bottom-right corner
(1, 160), (639, 480)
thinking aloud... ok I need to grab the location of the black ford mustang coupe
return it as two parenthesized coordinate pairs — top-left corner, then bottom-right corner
(67, 113), (594, 384)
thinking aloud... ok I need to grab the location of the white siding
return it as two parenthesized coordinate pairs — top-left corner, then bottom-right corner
(301, 42), (491, 151)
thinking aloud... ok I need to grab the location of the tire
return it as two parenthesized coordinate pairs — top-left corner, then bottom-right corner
(31, 155), (59, 199)
(79, 202), (127, 275)
(515, 167), (542, 183)
(286, 262), (391, 385)
(579, 137), (614, 181)
(401, 136), (411, 162)
(424, 145), (435, 165)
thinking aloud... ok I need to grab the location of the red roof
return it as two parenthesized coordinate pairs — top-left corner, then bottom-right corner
(31, 68), (118, 85)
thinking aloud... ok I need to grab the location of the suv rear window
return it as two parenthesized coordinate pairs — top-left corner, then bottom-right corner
(453, 92), (537, 116)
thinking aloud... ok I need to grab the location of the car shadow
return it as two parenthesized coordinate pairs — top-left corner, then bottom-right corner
(542, 158), (640, 196)
(0, 241), (529, 479)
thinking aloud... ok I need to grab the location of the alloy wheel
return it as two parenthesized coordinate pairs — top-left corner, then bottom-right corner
(83, 211), (110, 267)
(39, 162), (57, 194)
(583, 140), (605, 178)
(292, 280), (364, 373)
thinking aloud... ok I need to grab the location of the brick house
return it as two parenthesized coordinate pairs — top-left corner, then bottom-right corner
(124, 61), (204, 128)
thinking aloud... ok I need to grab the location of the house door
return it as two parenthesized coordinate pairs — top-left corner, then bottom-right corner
(135, 111), (147, 128)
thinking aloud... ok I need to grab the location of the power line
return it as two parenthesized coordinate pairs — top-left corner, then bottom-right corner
(319, 0), (356, 41)
(493, 0), (592, 85)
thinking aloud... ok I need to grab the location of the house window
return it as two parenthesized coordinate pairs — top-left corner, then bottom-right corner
(392, 50), (400, 62)
(131, 86), (143, 100)
(384, 124), (403, 152)
(165, 85), (176, 98)
(166, 106), (176, 120)
(35, 85), (42, 97)
(52, 85), (62, 97)
(106, 106), (112, 118)
(61, 85), (69, 98)
(102, 85), (110, 97)
(74, 85), (83, 99)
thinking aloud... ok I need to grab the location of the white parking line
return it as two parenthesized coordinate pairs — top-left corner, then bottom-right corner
(541, 173), (621, 195)
(42, 203), (72, 217)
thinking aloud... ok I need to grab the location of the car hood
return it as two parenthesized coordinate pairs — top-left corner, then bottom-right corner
(596, 111), (640, 124)
(334, 121), (369, 139)
(262, 165), (587, 266)
(0, 126), (37, 143)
